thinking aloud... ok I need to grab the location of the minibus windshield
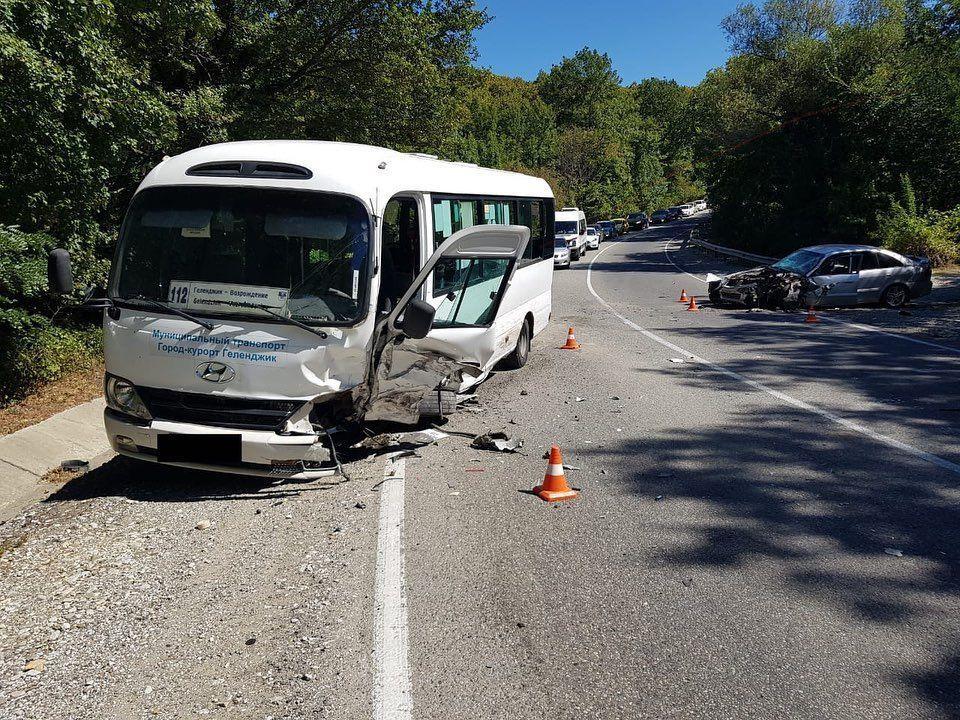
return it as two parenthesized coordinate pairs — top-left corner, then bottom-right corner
(112, 186), (370, 326)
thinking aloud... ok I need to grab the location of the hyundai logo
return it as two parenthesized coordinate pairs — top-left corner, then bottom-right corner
(195, 361), (235, 384)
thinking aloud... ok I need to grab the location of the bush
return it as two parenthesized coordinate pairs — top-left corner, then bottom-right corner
(0, 311), (101, 406)
(875, 206), (960, 267)
(0, 226), (104, 406)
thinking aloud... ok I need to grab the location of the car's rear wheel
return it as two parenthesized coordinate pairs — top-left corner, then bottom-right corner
(501, 319), (531, 370)
(882, 283), (910, 308)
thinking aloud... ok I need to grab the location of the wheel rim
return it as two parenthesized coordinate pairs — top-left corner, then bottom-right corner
(519, 325), (530, 362)
(888, 286), (907, 306)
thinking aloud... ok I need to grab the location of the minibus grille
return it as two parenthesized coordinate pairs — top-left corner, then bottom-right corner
(137, 387), (304, 431)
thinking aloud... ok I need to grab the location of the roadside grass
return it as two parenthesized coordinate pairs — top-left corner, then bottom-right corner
(0, 362), (104, 436)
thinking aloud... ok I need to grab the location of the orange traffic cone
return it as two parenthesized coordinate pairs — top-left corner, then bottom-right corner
(534, 445), (579, 502)
(560, 327), (581, 350)
(678, 289), (689, 303)
(804, 306), (819, 323)
(686, 296), (700, 312)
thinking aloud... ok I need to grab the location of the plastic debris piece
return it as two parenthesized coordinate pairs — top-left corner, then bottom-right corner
(884, 548), (904, 557)
(471, 432), (523, 453)
(669, 358), (685, 364)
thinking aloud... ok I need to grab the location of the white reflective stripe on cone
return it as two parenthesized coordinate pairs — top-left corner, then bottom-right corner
(546, 464), (565, 476)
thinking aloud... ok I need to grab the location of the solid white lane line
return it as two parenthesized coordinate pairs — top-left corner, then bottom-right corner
(586, 241), (960, 476)
(663, 238), (709, 284)
(665, 237), (960, 357)
(817, 315), (960, 357)
(373, 456), (412, 720)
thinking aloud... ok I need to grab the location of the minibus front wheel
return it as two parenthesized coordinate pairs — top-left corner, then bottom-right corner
(501, 318), (531, 370)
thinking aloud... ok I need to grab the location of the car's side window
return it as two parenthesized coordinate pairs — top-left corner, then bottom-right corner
(816, 254), (852, 276)
(856, 252), (879, 271)
(876, 252), (903, 269)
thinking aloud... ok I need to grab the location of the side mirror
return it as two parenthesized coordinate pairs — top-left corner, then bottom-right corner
(48, 248), (74, 295)
(399, 298), (435, 340)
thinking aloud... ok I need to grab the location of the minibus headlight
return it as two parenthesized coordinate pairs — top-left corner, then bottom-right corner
(105, 374), (152, 421)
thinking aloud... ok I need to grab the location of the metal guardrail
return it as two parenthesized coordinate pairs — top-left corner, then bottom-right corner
(685, 230), (777, 266)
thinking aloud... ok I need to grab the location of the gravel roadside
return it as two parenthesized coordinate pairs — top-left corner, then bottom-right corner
(0, 456), (383, 719)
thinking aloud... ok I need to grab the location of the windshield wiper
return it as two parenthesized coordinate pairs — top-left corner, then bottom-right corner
(114, 295), (216, 331)
(216, 300), (329, 339)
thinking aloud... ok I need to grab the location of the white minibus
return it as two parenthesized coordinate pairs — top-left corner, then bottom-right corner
(48, 141), (556, 479)
(554, 207), (588, 260)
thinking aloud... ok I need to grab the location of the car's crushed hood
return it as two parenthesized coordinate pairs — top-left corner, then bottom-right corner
(714, 266), (817, 310)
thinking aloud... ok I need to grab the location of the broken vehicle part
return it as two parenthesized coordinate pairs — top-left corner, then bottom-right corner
(471, 432), (524, 453)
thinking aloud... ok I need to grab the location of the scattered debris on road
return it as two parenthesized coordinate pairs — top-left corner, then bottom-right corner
(471, 432), (523, 453)
(352, 428), (449, 452)
(669, 358), (686, 364)
(194, 519), (211, 531)
(884, 547), (905, 557)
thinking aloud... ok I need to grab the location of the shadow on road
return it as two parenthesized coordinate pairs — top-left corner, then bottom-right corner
(581, 409), (960, 715)
(43, 456), (345, 505)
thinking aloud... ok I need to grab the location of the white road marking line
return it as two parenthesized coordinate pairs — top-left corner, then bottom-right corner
(665, 237), (960, 357)
(663, 238), (709, 284)
(817, 315), (960, 357)
(586, 241), (960, 476)
(373, 456), (412, 720)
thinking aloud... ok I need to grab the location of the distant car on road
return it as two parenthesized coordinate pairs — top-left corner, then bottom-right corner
(585, 226), (601, 250)
(680, 204), (696, 217)
(708, 245), (933, 309)
(597, 220), (616, 240)
(666, 207), (684, 221)
(627, 212), (649, 230)
(612, 218), (629, 235)
(650, 210), (670, 225)
(553, 237), (571, 268)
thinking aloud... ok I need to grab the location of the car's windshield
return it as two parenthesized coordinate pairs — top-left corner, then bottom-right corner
(554, 238), (568, 248)
(111, 186), (370, 326)
(555, 220), (578, 234)
(772, 249), (823, 275)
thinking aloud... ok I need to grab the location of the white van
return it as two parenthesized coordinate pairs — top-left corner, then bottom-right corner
(554, 207), (588, 260)
(48, 141), (555, 479)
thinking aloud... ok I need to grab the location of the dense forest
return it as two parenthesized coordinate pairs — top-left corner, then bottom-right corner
(1, 0), (958, 402)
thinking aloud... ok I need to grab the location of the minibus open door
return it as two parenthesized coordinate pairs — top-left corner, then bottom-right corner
(358, 224), (530, 424)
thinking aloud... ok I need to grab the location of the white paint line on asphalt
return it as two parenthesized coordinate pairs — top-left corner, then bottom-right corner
(664, 237), (960, 358)
(817, 315), (960, 357)
(586, 241), (960, 477)
(372, 456), (412, 720)
(663, 238), (709, 284)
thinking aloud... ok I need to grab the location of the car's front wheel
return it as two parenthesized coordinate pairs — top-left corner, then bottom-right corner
(571, 248), (581, 260)
(882, 283), (910, 308)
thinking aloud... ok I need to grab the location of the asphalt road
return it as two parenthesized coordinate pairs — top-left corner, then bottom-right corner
(404, 216), (960, 720)
(2, 215), (959, 719)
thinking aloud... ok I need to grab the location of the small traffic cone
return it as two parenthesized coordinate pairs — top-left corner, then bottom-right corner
(560, 327), (581, 350)
(534, 445), (579, 502)
(804, 306), (819, 323)
(686, 296), (700, 312)
(678, 289), (689, 303)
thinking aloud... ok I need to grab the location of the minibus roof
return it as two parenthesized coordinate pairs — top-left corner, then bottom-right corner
(138, 141), (554, 209)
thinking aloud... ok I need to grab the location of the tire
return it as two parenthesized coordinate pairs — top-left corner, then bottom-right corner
(418, 389), (457, 418)
(571, 248), (581, 261)
(500, 319), (531, 370)
(881, 283), (910, 308)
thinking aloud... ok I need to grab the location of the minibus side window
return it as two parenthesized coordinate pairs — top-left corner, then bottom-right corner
(432, 198), (481, 297)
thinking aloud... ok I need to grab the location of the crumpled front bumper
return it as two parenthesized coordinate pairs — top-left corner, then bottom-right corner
(104, 409), (336, 479)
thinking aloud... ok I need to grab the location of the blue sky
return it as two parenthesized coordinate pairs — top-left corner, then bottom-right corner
(475, 0), (744, 86)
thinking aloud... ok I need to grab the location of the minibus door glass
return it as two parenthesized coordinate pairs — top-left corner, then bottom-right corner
(361, 225), (530, 423)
